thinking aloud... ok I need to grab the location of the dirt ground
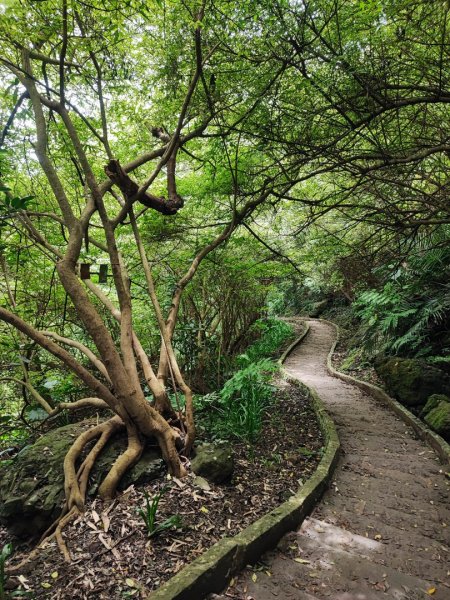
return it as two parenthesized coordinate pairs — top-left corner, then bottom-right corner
(1, 382), (323, 599)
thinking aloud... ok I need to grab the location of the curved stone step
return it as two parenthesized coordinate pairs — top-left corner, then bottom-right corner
(226, 526), (446, 600)
(319, 506), (450, 548)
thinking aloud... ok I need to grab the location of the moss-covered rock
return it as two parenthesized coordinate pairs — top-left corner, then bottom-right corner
(431, 357), (450, 376)
(424, 400), (450, 441)
(375, 358), (450, 407)
(191, 444), (234, 484)
(0, 419), (163, 537)
(420, 394), (450, 418)
(309, 300), (329, 318)
(0, 420), (89, 536)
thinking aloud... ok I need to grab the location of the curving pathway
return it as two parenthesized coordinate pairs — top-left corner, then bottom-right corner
(214, 319), (450, 600)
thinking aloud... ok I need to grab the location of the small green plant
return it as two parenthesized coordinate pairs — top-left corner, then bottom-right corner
(138, 487), (182, 538)
(218, 359), (278, 443)
(238, 318), (294, 365)
(260, 452), (283, 468)
(0, 542), (12, 600)
(271, 452), (283, 463)
(297, 446), (315, 457)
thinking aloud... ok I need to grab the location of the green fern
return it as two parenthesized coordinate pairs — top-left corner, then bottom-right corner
(354, 225), (450, 358)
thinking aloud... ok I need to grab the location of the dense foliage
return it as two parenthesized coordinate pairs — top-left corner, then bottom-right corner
(0, 0), (449, 513)
(354, 227), (450, 360)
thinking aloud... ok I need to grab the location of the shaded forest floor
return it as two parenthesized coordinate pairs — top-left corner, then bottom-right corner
(2, 381), (324, 599)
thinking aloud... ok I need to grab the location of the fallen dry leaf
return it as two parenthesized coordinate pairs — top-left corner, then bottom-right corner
(101, 512), (111, 533)
(294, 558), (311, 564)
(91, 510), (100, 524)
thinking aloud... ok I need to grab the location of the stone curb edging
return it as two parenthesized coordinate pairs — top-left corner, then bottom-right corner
(317, 318), (450, 469)
(278, 321), (310, 365)
(149, 324), (340, 600)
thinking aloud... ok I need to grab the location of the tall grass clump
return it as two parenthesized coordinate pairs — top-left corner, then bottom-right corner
(197, 360), (278, 444)
(241, 318), (294, 364)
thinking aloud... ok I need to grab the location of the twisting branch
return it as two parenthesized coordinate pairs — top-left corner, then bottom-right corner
(63, 415), (124, 511)
(42, 331), (111, 383)
(0, 91), (29, 147)
(59, 0), (68, 104)
(128, 207), (192, 436)
(104, 159), (183, 215)
(242, 222), (304, 276)
(0, 306), (121, 414)
(106, 118), (213, 226)
(18, 50), (77, 232)
(74, 8), (113, 159)
(0, 377), (53, 414)
(47, 397), (110, 418)
(82, 276), (174, 416)
(159, 189), (272, 357)
(152, 128), (184, 209)
(106, 0), (209, 228)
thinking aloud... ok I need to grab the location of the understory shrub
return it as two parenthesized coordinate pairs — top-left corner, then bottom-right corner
(194, 317), (293, 444)
(353, 228), (450, 361)
(196, 359), (278, 443)
(240, 318), (294, 364)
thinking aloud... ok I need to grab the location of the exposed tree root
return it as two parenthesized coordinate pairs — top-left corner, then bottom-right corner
(5, 508), (79, 572)
(7, 417), (126, 570)
(155, 426), (188, 478)
(98, 424), (143, 499)
(77, 416), (124, 499)
(63, 415), (124, 511)
(7, 410), (187, 571)
(54, 507), (80, 562)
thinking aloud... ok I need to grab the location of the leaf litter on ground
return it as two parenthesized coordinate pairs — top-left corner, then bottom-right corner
(2, 382), (323, 599)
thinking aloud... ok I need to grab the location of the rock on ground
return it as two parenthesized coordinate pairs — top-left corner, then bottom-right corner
(375, 357), (450, 407)
(190, 443), (234, 483)
(424, 398), (450, 441)
(0, 419), (163, 536)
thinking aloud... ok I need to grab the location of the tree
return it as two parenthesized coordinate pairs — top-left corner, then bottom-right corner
(2, 0), (449, 556)
(227, 0), (450, 303)
(231, 0), (450, 237)
(0, 0), (290, 547)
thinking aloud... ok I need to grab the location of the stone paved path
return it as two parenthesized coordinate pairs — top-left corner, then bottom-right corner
(214, 320), (450, 600)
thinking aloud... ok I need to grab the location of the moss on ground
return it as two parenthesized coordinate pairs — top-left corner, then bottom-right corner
(424, 400), (450, 441)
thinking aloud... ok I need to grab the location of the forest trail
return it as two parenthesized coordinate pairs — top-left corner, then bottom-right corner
(216, 319), (450, 600)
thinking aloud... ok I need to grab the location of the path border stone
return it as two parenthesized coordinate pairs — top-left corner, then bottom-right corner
(148, 324), (340, 600)
(278, 321), (310, 365)
(319, 318), (450, 469)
